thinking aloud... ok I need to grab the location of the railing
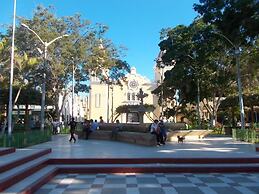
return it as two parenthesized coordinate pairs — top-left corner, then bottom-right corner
(0, 130), (52, 148)
(232, 128), (259, 143)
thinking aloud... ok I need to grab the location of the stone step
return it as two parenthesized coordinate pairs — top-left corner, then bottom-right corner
(0, 148), (51, 173)
(58, 165), (259, 174)
(48, 157), (259, 165)
(0, 156), (49, 191)
(3, 166), (57, 194)
(3, 162), (259, 193)
(4, 164), (259, 194)
(0, 148), (15, 156)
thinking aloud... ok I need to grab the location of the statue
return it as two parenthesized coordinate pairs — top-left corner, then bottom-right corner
(136, 88), (148, 123)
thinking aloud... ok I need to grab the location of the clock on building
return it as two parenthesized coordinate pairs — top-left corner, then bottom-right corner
(128, 79), (139, 90)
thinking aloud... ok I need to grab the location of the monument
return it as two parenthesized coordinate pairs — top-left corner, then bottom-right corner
(136, 88), (148, 123)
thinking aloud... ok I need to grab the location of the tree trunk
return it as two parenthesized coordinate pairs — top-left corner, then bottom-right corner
(1, 87), (22, 135)
(1, 103), (8, 135)
(251, 105), (254, 127)
(24, 103), (29, 130)
(54, 91), (68, 122)
(210, 114), (217, 127)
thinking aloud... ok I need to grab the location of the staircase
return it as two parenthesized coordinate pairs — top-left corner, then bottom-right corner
(1, 148), (259, 194)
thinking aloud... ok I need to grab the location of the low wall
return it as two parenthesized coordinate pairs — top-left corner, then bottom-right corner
(77, 130), (156, 146)
(98, 122), (187, 133)
(167, 130), (213, 141)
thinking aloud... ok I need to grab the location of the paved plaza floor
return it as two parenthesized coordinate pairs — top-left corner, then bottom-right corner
(30, 135), (259, 158)
(2, 135), (254, 194)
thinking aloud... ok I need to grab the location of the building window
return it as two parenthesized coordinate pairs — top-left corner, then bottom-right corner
(95, 93), (101, 108)
(127, 93), (131, 101)
(132, 93), (135, 101)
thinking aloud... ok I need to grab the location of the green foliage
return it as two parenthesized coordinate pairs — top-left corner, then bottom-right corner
(194, 0), (259, 46)
(0, 129), (52, 148)
(232, 128), (259, 143)
(155, 19), (235, 124)
(0, 5), (130, 120)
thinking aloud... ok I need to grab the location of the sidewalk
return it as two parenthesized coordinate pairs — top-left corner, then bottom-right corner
(30, 135), (259, 159)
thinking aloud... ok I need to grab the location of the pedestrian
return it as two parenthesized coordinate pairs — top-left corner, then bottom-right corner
(111, 119), (121, 140)
(150, 119), (162, 146)
(90, 119), (99, 132)
(99, 116), (104, 124)
(83, 119), (91, 139)
(159, 120), (167, 145)
(52, 120), (59, 135)
(69, 117), (77, 143)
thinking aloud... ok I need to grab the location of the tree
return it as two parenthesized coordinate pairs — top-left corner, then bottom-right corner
(17, 5), (129, 121)
(155, 19), (236, 126)
(194, 0), (259, 46)
(0, 5), (130, 128)
(194, 0), (259, 126)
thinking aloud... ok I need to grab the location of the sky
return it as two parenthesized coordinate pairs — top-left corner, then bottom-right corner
(0, 0), (199, 81)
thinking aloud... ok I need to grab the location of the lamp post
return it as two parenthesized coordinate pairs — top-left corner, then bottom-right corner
(111, 84), (114, 123)
(72, 63), (75, 119)
(160, 64), (165, 119)
(188, 56), (201, 129)
(7, 0), (17, 137)
(21, 23), (69, 130)
(213, 32), (245, 129)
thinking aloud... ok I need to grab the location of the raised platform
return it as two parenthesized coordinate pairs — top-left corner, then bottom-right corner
(78, 130), (157, 146)
(1, 135), (259, 193)
(78, 129), (212, 146)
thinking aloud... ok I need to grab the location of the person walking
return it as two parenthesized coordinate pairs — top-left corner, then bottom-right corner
(159, 120), (167, 145)
(69, 117), (77, 143)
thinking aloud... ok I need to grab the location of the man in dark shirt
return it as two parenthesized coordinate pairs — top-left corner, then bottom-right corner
(69, 117), (77, 143)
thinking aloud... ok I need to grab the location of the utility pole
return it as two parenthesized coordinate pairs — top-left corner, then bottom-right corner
(7, 0), (17, 137)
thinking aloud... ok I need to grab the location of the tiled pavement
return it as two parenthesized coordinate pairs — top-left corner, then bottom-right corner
(35, 173), (259, 194)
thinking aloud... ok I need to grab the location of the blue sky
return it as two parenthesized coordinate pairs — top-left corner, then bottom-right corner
(1, 0), (199, 80)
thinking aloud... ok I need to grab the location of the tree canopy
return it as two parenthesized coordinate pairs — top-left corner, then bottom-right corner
(0, 5), (130, 121)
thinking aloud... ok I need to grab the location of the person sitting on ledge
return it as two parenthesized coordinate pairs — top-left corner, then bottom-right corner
(111, 120), (121, 140)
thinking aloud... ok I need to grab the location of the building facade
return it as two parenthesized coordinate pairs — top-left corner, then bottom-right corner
(60, 92), (88, 123)
(89, 67), (159, 123)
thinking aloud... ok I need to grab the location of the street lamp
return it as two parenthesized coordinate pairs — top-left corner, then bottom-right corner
(156, 50), (176, 120)
(212, 32), (245, 129)
(188, 56), (201, 129)
(72, 63), (75, 119)
(21, 23), (69, 130)
(7, 0), (17, 137)
(160, 64), (165, 119)
(156, 50), (166, 119)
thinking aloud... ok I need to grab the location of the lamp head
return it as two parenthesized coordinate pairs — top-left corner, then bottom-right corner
(21, 23), (29, 28)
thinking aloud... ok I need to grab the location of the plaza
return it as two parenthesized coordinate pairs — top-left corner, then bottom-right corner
(1, 0), (259, 193)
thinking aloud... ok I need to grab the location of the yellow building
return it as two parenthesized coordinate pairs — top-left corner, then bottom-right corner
(89, 67), (159, 123)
